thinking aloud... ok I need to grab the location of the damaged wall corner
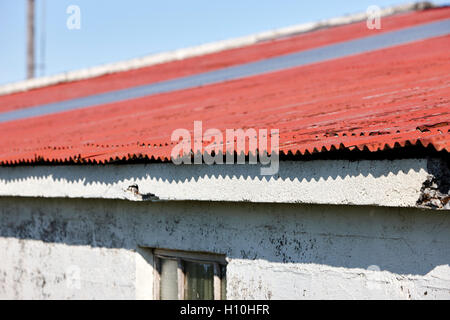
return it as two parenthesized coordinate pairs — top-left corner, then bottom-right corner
(417, 157), (450, 210)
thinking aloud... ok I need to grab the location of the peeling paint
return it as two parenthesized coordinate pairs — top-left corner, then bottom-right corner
(0, 198), (449, 299)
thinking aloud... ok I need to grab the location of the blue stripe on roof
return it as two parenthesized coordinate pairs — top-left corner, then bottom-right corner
(1, 19), (449, 123)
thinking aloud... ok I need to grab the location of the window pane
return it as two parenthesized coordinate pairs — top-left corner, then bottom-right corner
(184, 261), (214, 300)
(160, 258), (178, 300)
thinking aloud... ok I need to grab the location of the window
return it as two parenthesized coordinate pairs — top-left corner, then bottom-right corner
(153, 249), (227, 300)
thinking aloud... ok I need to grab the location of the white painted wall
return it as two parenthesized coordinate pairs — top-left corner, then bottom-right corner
(0, 159), (433, 208)
(0, 197), (449, 299)
(0, 238), (138, 299)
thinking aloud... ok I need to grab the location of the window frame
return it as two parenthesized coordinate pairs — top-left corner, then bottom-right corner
(153, 248), (227, 300)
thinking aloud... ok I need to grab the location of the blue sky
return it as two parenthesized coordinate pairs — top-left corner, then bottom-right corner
(0, 0), (447, 85)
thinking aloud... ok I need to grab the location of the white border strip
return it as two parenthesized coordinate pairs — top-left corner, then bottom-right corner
(0, 159), (432, 208)
(0, 3), (423, 96)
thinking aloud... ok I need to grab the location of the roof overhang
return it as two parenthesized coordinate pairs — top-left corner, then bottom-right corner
(1, 158), (448, 210)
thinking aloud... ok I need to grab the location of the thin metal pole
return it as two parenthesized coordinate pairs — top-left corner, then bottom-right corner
(27, 0), (35, 79)
(39, 0), (46, 76)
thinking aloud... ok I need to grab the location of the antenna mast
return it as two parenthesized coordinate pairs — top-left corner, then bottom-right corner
(27, 0), (35, 79)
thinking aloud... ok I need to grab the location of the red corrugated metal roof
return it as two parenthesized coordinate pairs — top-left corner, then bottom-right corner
(0, 8), (449, 164)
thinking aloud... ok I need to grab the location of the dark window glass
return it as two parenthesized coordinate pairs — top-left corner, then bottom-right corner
(184, 261), (214, 300)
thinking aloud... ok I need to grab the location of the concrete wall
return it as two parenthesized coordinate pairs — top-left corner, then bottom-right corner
(0, 197), (449, 299)
(0, 159), (436, 208)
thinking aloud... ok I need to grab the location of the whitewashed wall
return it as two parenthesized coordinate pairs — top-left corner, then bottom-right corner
(0, 197), (449, 299)
(0, 159), (434, 207)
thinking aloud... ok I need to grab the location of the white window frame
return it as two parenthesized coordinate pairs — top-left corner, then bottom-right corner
(153, 248), (227, 300)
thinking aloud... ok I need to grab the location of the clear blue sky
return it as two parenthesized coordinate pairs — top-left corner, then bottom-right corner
(0, 0), (447, 85)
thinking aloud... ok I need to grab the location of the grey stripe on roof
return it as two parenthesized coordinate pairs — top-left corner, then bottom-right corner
(1, 19), (449, 123)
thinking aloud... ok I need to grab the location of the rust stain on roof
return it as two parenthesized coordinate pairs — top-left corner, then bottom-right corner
(0, 8), (449, 165)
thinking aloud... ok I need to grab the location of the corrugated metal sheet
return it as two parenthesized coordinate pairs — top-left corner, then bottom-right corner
(0, 8), (449, 164)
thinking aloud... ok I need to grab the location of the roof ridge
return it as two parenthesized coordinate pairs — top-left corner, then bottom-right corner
(0, 2), (433, 96)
